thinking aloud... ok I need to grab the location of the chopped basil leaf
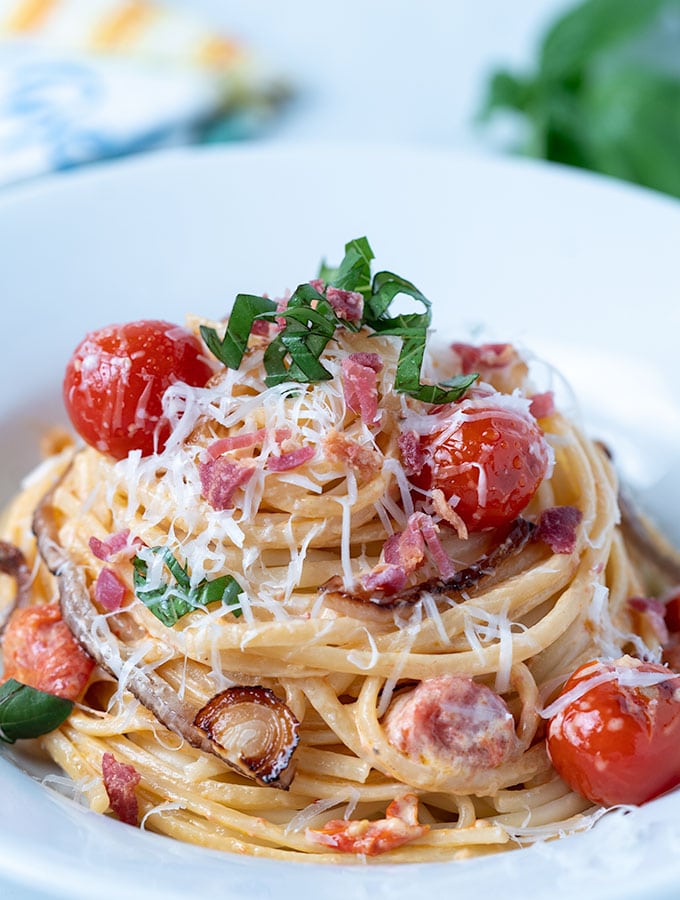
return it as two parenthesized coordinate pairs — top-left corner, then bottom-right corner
(202, 237), (477, 405)
(133, 548), (242, 627)
(200, 294), (277, 369)
(263, 284), (341, 387)
(326, 236), (375, 297)
(0, 679), (73, 744)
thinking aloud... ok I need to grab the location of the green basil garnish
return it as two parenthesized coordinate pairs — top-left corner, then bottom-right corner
(201, 237), (478, 404)
(0, 679), (73, 744)
(132, 548), (242, 627)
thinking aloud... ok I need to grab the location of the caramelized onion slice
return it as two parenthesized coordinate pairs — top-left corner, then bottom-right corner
(0, 541), (32, 633)
(194, 686), (300, 788)
(322, 518), (536, 610)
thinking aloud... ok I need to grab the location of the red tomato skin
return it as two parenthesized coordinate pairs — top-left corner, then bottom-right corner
(547, 659), (680, 806)
(412, 404), (550, 531)
(663, 589), (680, 633)
(1, 604), (94, 700)
(63, 320), (213, 460)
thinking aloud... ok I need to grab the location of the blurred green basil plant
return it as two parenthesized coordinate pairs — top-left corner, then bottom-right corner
(482, 0), (680, 198)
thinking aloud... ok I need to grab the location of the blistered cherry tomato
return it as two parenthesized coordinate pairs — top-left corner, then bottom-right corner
(547, 658), (680, 806)
(63, 320), (213, 459)
(1, 604), (94, 700)
(411, 403), (550, 531)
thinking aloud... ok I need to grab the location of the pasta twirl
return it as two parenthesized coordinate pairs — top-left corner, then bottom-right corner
(0, 240), (676, 862)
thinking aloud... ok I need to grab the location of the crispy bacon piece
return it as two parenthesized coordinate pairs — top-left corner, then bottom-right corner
(341, 353), (383, 425)
(629, 596), (669, 647)
(102, 752), (141, 826)
(306, 794), (428, 856)
(535, 506), (582, 554)
(359, 513), (455, 600)
(450, 341), (528, 394)
(323, 429), (382, 480)
(398, 430), (425, 477)
(0, 540), (31, 632)
(326, 286), (364, 322)
(1, 603), (94, 700)
(88, 530), (142, 563)
(206, 428), (293, 459)
(360, 564), (408, 596)
(452, 342), (517, 373)
(199, 456), (256, 510)
(384, 675), (518, 771)
(94, 568), (127, 612)
(322, 518), (535, 608)
(529, 391), (555, 419)
(267, 445), (315, 472)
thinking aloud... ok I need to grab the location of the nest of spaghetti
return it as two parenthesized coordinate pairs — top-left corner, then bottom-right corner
(1, 301), (677, 862)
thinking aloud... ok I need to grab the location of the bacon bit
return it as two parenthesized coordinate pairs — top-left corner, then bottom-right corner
(274, 292), (291, 329)
(535, 506), (582, 554)
(452, 342), (517, 373)
(306, 794), (428, 856)
(1, 603), (94, 700)
(199, 456), (256, 510)
(102, 752), (141, 827)
(529, 391), (555, 419)
(94, 568), (127, 612)
(207, 430), (266, 457)
(361, 564), (408, 596)
(267, 445), (315, 472)
(431, 488), (469, 541)
(326, 286), (364, 322)
(323, 429), (382, 480)
(309, 278), (325, 293)
(322, 518), (535, 608)
(384, 676), (518, 771)
(629, 596), (669, 646)
(413, 513), (456, 579)
(450, 342), (528, 393)
(347, 352), (383, 373)
(88, 530), (142, 563)
(207, 428), (292, 459)
(398, 430), (425, 476)
(251, 318), (271, 337)
(360, 513), (455, 600)
(341, 354), (381, 425)
(384, 521), (425, 574)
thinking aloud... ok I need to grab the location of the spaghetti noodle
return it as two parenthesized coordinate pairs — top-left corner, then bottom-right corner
(0, 239), (676, 862)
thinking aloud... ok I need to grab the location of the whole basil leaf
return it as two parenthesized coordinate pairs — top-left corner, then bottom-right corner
(0, 679), (73, 744)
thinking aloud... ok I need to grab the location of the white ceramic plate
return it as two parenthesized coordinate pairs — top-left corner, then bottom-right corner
(1, 145), (679, 900)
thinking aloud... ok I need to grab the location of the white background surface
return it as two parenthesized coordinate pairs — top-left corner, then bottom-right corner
(167, 0), (572, 148)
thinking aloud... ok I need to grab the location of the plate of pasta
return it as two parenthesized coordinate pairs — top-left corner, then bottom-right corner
(1, 145), (680, 900)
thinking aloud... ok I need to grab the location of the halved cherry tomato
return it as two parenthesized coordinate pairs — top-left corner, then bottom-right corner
(1, 604), (94, 700)
(546, 657), (680, 806)
(63, 320), (213, 460)
(410, 402), (550, 531)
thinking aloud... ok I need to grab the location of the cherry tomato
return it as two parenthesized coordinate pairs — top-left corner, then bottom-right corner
(63, 320), (213, 460)
(1, 604), (94, 700)
(547, 658), (680, 806)
(410, 403), (550, 531)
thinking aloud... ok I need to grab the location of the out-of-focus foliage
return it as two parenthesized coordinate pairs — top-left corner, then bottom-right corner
(482, 0), (680, 198)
